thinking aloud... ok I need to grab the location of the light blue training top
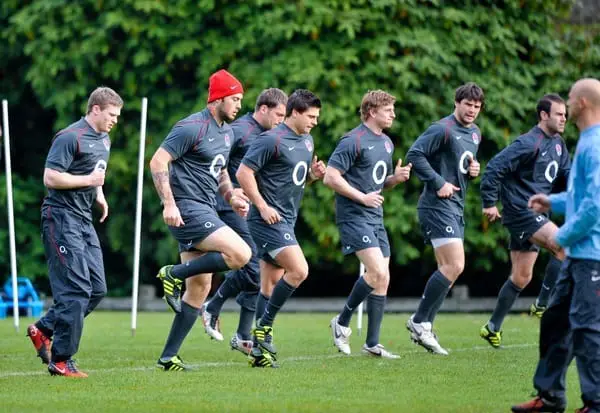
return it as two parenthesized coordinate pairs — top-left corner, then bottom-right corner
(550, 123), (600, 260)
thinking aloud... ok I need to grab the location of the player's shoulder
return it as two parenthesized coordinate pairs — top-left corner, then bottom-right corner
(339, 124), (368, 144)
(513, 127), (545, 148)
(53, 119), (88, 143)
(253, 124), (282, 147)
(231, 113), (260, 138)
(427, 116), (453, 135)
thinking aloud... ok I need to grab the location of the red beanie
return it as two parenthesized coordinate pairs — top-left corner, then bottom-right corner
(207, 69), (244, 103)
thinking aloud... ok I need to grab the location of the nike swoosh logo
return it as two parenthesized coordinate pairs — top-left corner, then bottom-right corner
(541, 151), (547, 156)
(186, 240), (193, 246)
(89, 144), (95, 147)
(262, 243), (268, 248)
(288, 146), (294, 151)
(592, 276), (600, 282)
(230, 85), (238, 90)
(519, 232), (525, 239)
(368, 146), (374, 150)
(334, 329), (342, 339)
(208, 138), (215, 142)
(53, 365), (67, 374)
(455, 136), (461, 140)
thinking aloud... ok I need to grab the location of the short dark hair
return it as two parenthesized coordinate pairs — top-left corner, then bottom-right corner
(86, 87), (123, 114)
(286, 89), (321, 117)
(255, 88), (288, 112)
(536, 94), (565, 121)
(455, 82), (485, 106)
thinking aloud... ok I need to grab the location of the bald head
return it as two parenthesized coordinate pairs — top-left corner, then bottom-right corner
(571, 78), (600, 106)
(567, 78), (600, 128)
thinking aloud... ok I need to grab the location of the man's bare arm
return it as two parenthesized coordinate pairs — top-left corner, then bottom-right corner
(149, 147), (176, 205)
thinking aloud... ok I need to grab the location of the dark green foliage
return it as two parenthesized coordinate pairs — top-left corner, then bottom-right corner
(0, 1), (598, 293)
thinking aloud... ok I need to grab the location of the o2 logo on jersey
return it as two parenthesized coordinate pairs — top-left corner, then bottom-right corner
(458, 150), (474, 174)
(544, 161), (559, 183)
(292, 161), (308, 186)
(304, 139), (313, 152)
(372, 160), (387, 185)
(94, 160), (107, 171)
(472, 133), (480, 145)
(209, 154), (226, 178)
(384, 141), (392, 153)
(555, 144), (562, 156)
(224, 134), (231, 147)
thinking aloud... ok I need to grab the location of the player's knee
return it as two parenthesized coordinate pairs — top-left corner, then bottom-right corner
(441, 262), (464, 279)
(288, 264), (309, 285)
(229, 243), (252, 269)
(91, 284), (107, 301)
(365, 266), (388, 287)
(511, 271), (532, 289)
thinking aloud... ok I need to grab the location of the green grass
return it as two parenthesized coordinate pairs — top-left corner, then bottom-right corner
(0, 312), (582, 412)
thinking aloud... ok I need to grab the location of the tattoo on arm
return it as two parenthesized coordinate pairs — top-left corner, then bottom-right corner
(151, 170), (173, 204)
(218, 169), (233, 201)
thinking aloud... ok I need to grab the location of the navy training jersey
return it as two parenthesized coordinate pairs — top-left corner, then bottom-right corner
(328, 123), (394, 224)
(406, 114), (481, 216)
(215, 112), (265, 212)
(241, 123), (314, 225)
(480, 126), (570, 217)
(42, 118), (111, 222)
(161, 109), (233, 207)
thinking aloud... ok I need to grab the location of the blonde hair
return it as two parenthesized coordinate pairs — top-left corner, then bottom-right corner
(86, 87), (123, 114)
(360, 90), (396, 122)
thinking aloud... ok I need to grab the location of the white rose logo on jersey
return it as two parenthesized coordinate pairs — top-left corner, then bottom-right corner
(224, 134), (231, 147)
(384, 141), (392, 153)
(304, 139), (313, 152)
(556, 144), (562, 156)
(472, 133), (480, 144)
(103, 138), (111, 150)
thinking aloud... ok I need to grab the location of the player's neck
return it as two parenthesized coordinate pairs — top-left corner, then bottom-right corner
(208, 106), (225, 126)
(576, 110), (600, 132)
(252, 112), (268, 129)
(284, 119), (302, 135)
(537, 123), (555, 137)
(363, 119), (383, 135)
(84, 115), (100, 133)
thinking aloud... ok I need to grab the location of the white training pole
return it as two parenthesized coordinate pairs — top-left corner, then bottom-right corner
(356, 262), (365, 336)
(131, 97), (148, 336)
(3, 100), (19, 333)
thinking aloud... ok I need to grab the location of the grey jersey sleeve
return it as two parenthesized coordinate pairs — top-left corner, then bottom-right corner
(45, 133), (78, 172)
(328, 137), (359, 173)
(241, 134), (277, 172)
(480, 138), (535, 208)
(405, 124), (446, 190)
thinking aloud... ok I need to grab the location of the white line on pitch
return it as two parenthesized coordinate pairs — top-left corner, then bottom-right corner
(0, 342), (536, 378)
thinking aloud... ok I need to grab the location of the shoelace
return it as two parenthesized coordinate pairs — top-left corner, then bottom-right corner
(66, 359), (79, 372)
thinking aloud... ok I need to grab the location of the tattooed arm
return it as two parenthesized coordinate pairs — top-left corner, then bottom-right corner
(218, 169), (249, 217)
(149, 147), (184, 227)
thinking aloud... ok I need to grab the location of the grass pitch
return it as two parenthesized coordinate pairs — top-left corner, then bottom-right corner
(0, 312), (581, 412)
